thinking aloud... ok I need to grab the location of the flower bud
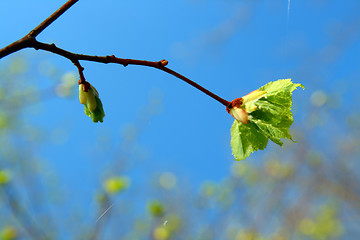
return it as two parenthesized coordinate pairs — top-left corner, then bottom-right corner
(79, 82), (105, 123)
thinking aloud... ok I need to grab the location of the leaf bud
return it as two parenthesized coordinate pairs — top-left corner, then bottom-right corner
(226, 98), (248, 124)
(79, 82), (105, 123)
(226, 90), (267, 124)
(230, 107), (249, 124)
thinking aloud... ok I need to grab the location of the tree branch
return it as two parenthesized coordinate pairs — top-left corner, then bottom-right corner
(0, 0), (78, 58)
(0, 0), (230, 107)
(30, 40), (230, 106)
(29, 0), (79, 38)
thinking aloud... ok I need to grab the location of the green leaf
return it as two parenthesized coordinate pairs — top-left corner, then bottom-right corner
(231, 121), (268, 160)
(90, 93), (105, 123)
(230, 79), (304, 160)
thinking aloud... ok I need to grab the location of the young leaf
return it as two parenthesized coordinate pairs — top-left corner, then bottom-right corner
(231, 121), (268, 160)
(230, 79), (304, 160)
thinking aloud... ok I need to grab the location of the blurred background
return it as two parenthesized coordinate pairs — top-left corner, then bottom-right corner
(0, 0), (359, 239)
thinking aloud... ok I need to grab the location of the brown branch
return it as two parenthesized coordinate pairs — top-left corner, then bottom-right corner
(30, 41), (230, 106)
(28, 0), (79, 38)
(0, 0), (230, 107)
(0, 0), (77, 58)
(160, 66), (230, 106)
(72, 59), (86, 84)
(0, 36), (34, 59)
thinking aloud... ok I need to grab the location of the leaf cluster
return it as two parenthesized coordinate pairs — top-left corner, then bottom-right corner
(231, 79), (304, 160)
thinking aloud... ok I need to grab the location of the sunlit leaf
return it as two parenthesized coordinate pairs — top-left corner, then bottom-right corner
(230, 79), (304, 160)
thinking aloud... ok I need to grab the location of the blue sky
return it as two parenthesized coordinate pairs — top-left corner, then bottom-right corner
(1, 0), (360, 229)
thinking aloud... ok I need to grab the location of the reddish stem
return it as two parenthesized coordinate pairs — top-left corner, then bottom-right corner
(72, 60), (86, 84)
(160, 67), (230, 106)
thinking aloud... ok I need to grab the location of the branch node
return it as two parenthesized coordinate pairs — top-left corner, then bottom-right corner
(28, 30), (35, 37)
(105, 55), (111, 63)
(159, 59), (168, 67)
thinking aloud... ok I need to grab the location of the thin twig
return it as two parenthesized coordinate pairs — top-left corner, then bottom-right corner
(160, 66), (230, 106)
(31, 40), (230, 105)
(0, 0), (230, 107)
(0, 0), (78, 58)
(29, 0), (79, 37)
(72, 59), (86, 84)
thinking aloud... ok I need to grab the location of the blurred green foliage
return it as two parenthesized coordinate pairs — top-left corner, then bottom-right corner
(148, 201), (166, 218)
(298, 204), (343, 239)
(0, 35), (360, 240)
(103, 176), (130, 194)
(0, 226), (17, 240)
(0, 170), (11, 185)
